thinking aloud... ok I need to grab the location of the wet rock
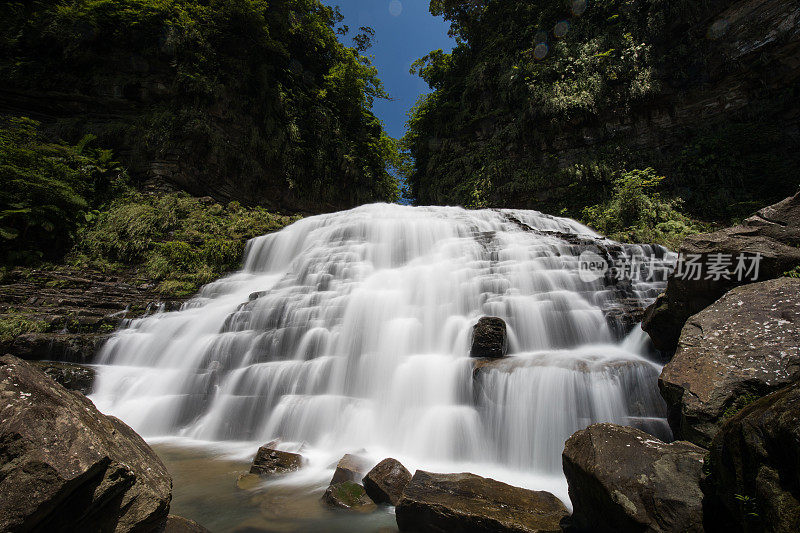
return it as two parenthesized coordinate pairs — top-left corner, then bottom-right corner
(321, 481), (377, 513)
(604, 299), (647, 341)
(643, 191), (800, 353)
(659, 277), (800, 447)
(362, 458), (412, 506)
(704, 380), (800, 533)
(563, 423), (705, 533)
(235, 473), (262, 490)
(330, 453), (371, 485)
(470, 316), (508, 358)
(164, 514), (212, 533)
(396, 470), (568, 533)
(30, 360), (95, 394)
(249, 445), (304, 476)
(0, 354), (172, 532)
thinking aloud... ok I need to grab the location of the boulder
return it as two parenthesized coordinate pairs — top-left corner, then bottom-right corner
(395, 470), (568, 533)
(704, 380), (800, 533)
(321, 481), (376, 513)
(0, 354), (172, 532)
(249, 445), (304, 476)
(470, 316), (508, 358)
(643, 191), (800, 353)
(330, 453), (371, 485)
(659, 277), (800, 447)
(30, 360), (95, 394)
(562, 423), (706, 533)
(163, 514), (212, 533)
(362, 458), (412, 506)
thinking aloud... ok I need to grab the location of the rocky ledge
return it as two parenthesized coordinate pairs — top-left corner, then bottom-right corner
(396, 470), (568, 533)
(643, 191), (800, 353)
(704, 379), (800, 532)
(0, 267), (185, 363)
(659, 277), (800, 448)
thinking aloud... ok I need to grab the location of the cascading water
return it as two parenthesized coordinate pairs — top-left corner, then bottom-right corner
(90, 203), (674, 506)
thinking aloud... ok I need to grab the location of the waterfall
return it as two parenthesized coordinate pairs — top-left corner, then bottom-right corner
(90, 203), (673, 496)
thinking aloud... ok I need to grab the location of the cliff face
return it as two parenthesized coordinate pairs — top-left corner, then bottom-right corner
(0, 0), (399, 213)
(406, 0), (800, 220)
(548, 0), (800, 171)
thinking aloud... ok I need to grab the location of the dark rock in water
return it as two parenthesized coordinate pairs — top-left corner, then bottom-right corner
(470, 316), (507, 358)
(30, 360), (95, 394)
(321, 481), (377, 513)
(164, 514), (212, 533)
(704, 380), (800, 533)
(362, 458), (412, 506)
(0, 354), (172, 532)
(659, 277), (800, 447)
(330, 453), (371, 485)
(249, 445), (304, 476)
(395, 470), (568, 533)
(563, 423), (705, 533)
(643, 191), (800, 353)
(604, 299), (647, 341)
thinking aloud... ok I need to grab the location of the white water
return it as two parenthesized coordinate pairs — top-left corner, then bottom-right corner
(90, 203), (674, 505)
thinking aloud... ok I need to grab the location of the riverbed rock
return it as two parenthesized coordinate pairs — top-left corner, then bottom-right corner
(643, 191), (800, 353)
(330, 453), (371, 485)
(470, 316), (508, 358)
(321, 481), (377, 513)
(704, 380), (800, 533)
(659, 277), (800, 447)
(396, 470), (568, 533)
(0, 354), (172, 532)
(30, 360), (95, 394)
(563, 423), (706, 533)
(362, 458), (412, 506)
(249, 445), (304, 476)
(164, 514), (212, 533)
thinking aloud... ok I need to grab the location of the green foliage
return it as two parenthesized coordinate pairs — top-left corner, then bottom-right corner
(581, 168), (703, 248)
(733, 494), (760, 520)
(722, 392), (763, 420)
(0, 117), (126, 264)
(71, 192), (300, 296)
(1, 0), (399, 208)
(785, 266), (800, 279)
(0, 308), (50, 343)
(403, 0), (798, 223)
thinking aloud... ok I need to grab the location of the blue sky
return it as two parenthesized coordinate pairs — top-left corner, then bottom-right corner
(322, 0), (456, 139)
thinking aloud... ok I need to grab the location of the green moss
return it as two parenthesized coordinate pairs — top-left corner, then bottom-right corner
(722, 392), (763, 420)
(0, 309), (50, 343)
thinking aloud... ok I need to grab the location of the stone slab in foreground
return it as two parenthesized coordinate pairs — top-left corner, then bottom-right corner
(0, 354), (172, 532)
(563, 423), (705, 533)
(396, 470), (568, 533)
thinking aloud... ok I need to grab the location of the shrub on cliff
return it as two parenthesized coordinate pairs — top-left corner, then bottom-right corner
(0, 117), (126, 264)
(581, 168), (703, 248)
(71, 192), (301, 296)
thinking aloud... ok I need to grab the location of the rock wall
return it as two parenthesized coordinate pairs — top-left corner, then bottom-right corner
(0, 267), (185, 363)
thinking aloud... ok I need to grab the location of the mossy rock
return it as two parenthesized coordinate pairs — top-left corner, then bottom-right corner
(321, 481), (376, 513)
